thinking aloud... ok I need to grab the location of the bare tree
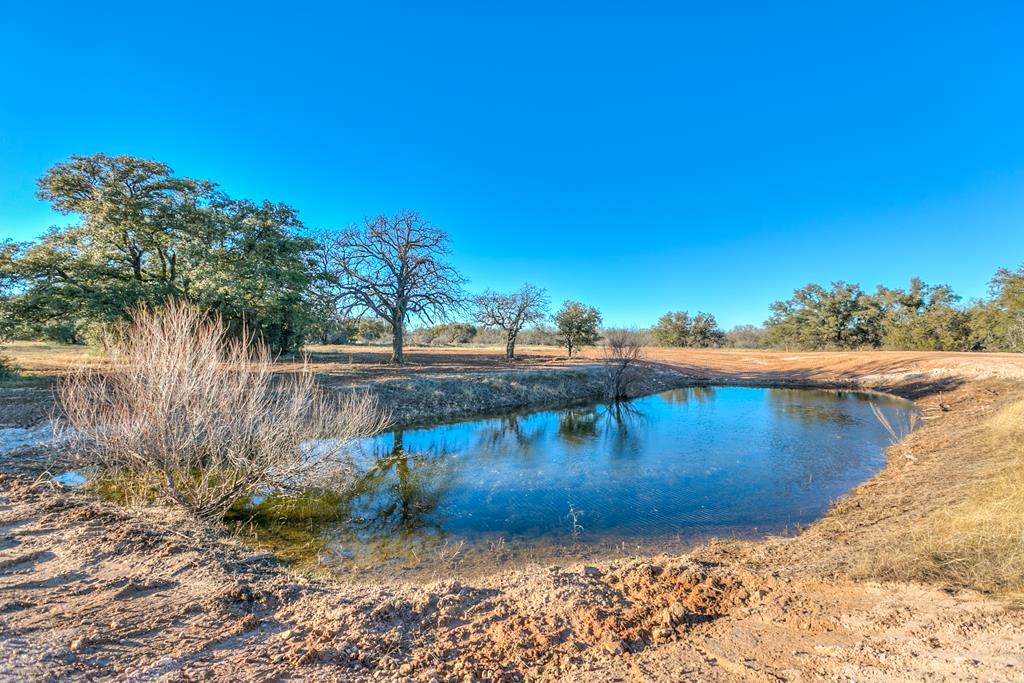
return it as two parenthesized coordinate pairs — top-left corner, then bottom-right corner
(320, 210), (465, 364)
(603, 329), (646, 400)
(472, 284), (550, 360)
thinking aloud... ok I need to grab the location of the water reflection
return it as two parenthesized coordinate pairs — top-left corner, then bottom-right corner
(245, 387), (916, 578)
(331, 430), (458, 563)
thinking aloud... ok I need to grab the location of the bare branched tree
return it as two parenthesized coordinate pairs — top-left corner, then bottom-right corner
(603, 329), (646, 400)
(319, 210), (466, 364)
(472, 284), (550, 360)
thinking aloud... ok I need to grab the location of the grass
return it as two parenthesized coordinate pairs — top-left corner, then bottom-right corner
(897, 398), (1024, 594)
(850, 395), (1024, 596)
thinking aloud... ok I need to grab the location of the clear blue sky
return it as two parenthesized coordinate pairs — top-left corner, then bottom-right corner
(2, 1), (1022, 328)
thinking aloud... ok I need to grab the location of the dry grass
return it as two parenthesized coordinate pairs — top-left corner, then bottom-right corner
(892, 398), (1024, 593)
(57, 302), (389, 517)
(837, 393), (1024, 596)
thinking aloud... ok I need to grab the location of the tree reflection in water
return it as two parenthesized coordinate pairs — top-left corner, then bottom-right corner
(232, 386), (915, 580)
(328, 430), (459, 566)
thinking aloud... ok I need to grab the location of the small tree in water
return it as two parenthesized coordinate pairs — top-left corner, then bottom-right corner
(555, 300), (601, 358)
(58, 301), (389, 517)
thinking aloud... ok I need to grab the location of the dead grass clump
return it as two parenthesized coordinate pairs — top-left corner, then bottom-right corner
(886, 398), (1024, 594)
(58, 301), (389, 518)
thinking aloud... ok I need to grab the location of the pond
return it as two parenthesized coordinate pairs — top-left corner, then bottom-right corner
(237, 386), (916, 580)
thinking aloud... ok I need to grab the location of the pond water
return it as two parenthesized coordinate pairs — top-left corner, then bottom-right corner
(239, 386), (916, 580)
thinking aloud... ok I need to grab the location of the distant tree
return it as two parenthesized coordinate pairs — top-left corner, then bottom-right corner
(970, 265), (1024, 351)
(472, 284), (550, 359)
(355, 317), (389, 343)
(652, 310), (724, 347)
(765, 282), (881, 349)
(875, 278), (971, 351)
(652, 311), (691, 346)
(413, 322), (477, 346)
(554, 300), (601, 357)
(725, 324), (766, 349)
(318, 210), (465, 364)
(689, 312), (726, 347)
(519, 324), (559, 346)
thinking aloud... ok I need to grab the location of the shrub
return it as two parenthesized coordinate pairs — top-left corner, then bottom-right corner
(58, 301), (388, 518)
(603, 329), (646, 399)
(0, 351), (14, 380)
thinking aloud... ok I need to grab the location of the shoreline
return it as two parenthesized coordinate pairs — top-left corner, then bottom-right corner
(1, 348), (1023, 681)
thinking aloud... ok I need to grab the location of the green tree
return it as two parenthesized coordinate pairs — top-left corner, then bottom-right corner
(3, 154), (315, 352)
(765, 281), (882, 349)
(651, 311), (691, 346)
(652, 310), (725, 347)
(876, 278), (971, 351)
(554, 300), (601, 357)
(689, 312), (726, 347)
(189, 199), (314, 354)
(970, 265), (1024, 351)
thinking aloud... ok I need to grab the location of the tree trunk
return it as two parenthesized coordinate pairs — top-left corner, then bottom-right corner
(505, 331), (516, 360)
(390, 322), (405, 365)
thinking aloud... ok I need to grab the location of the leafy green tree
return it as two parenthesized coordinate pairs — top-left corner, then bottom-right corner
(652, 311), (691, 346)
(3, 154), (314, 352)
(875, 278), (971, 351)
(652, 310), (725, 347)
(355, 317), (390, 343)
(765, 281), (882, 349)
(554, 300), (601, 357)
(969, 265), (1024, 351)
(689, 312), (726, 347)
(189, 199), (314, 354)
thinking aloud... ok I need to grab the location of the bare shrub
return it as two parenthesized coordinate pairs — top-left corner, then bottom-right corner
(603, 329), (646, 400)
(58, 301), (389, 518)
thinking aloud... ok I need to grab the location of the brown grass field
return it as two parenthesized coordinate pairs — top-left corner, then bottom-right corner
(1, 342), (1024, 681)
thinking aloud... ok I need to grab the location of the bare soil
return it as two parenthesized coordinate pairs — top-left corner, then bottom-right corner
(2, 346), (1024, 682)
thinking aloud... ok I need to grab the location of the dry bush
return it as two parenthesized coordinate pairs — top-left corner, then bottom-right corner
(603, 329), (646, 400)
(58, 301), (389, 518)
(880, 399), (1024, 594)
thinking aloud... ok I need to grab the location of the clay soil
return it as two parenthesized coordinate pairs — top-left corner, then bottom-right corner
(2, 345), (1024, 682)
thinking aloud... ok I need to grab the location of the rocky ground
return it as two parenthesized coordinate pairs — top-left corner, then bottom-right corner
(1, 346), (1023, 681)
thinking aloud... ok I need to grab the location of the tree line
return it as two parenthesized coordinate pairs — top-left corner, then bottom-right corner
(762, 275), (1024, 351)
(2, 154), (1022, 363)
(0, 154), (605, 363)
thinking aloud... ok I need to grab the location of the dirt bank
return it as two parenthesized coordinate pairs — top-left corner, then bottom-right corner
(2, 349), (1024, 681)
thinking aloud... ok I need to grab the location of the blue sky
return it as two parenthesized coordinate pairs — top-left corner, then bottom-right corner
(2, 1), (1022, 328)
